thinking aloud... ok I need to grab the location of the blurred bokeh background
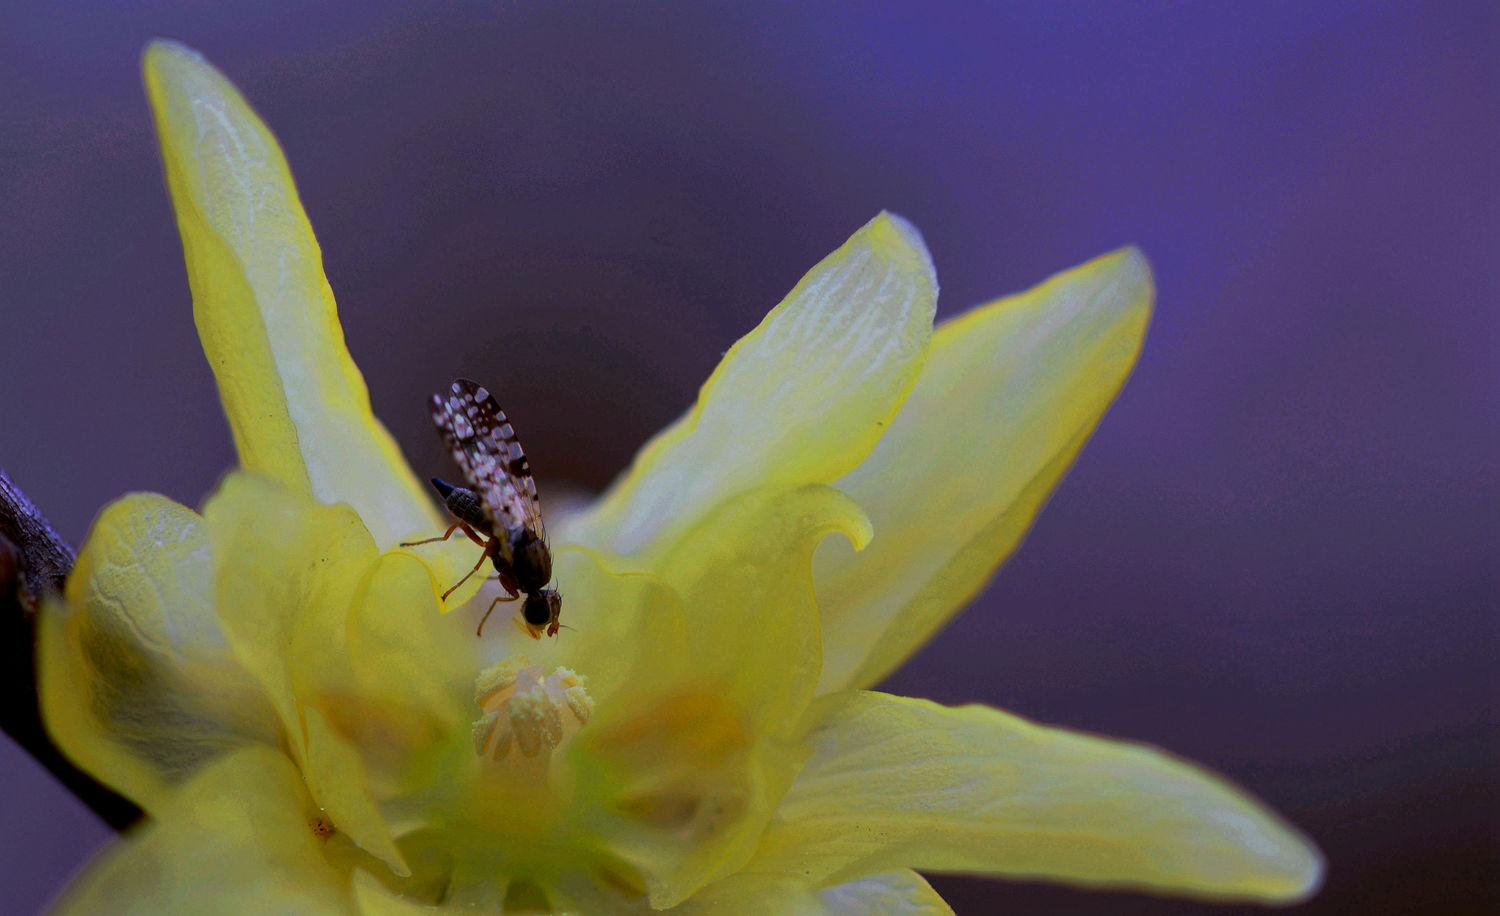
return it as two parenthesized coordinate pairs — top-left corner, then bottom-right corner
(1, 2), (1494, 913)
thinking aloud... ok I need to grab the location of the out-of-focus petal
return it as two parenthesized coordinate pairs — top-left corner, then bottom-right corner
(563, 213), (934, 560)
(39, 493), (277, 814)
(142, 40), (440, 550)
(202, 472), (406, 874)
(749, 691), (1322, 904)
(303, 550), (476, 804)
(814, 249), (1153, 693)
(50, 746), (355, 915)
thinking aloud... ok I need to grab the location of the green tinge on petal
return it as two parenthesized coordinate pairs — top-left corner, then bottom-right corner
(39, 493), (277, 814)
(142, 40), (438, 549)
(562, 212), (935, 560)
(814, 248), (1153, 694)
(750, 692), (1324, 904)
(203, 472), (406, 874)
(51, 746), (355, 915)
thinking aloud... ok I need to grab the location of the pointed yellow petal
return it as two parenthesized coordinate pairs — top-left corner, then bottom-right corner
(814, 249), (1153, 693)
(751, 692), (1322, 904)
(142, 40), (438, 547)
(563, 213), (934, 559)
(51, 746), (354, 915)
(39, 493), (277, 813)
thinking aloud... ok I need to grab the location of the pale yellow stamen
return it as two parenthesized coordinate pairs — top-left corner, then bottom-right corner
(473, 656), (593, 763)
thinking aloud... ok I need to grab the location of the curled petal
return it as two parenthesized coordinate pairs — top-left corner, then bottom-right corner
(751, 691), (1323, 904)
(657, 484), (871, 737)
(564, 212), (935, 560)
(815, 248), (1153, 693)
(39, 493), (276, 814)
(142, 40), (441, 551)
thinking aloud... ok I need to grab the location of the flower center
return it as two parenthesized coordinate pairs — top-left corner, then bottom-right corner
(472, 656), (594, 769)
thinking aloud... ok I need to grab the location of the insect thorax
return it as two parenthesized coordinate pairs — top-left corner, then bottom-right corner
(510, 529), (552, 592)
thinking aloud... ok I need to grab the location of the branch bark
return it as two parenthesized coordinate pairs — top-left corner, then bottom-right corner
(0, 469), (140, 830)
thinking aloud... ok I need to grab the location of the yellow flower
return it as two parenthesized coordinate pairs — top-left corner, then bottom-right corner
(37, 40), (1322, 915)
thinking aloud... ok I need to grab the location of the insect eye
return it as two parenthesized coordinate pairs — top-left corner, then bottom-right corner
(523, 595), (551, 626)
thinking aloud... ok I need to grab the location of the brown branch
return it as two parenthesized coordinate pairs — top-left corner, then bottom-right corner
(0, 468), (140, 830)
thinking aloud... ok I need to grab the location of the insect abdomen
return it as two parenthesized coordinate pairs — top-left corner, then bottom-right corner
(430, 477), (489, 530)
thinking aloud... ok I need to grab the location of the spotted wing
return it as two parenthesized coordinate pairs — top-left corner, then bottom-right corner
(429, 379), (545, 543)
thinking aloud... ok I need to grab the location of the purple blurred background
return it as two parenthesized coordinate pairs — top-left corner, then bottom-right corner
(1, 2), (1494, 913)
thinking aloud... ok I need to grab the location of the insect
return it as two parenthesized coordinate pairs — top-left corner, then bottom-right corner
(401, 379), (562, 638)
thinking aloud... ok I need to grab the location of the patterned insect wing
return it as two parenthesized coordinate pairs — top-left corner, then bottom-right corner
(429, 379), (545, 546)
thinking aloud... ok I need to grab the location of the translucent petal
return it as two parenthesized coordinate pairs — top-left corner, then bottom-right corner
(751, 692), (1323, 904)
(678, 869), (952, 916)
(550, 544), (691, 714)
(351, 868), (440, 915)
(315, 551), (477, 788)
(657, 485), (871, 736)
(816, 870), (953, 915)
(203, 472), (406, 874)
(814, 249), (1153, 693)
(563, 213), (935, 559)
(141, 40), (441, 552)
(38, 493), (277, 814)
(576, 485), (869, 908)
(51, 746), (354, 915)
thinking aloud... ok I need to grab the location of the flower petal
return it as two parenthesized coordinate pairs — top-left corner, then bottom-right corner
(563, 213), (935, 559)
(142, 40), (438, 548)
(816, 870), (953, 915)
(551, 544), (691, 713)
(750, 691), (1323, 903)
(38, 493), (277, 813)
(680, 869), (952, 916)
(51, 746), (355, 915)
(656, 484), (871, 737)
(577, 485), (870, 908)
(814, 249), (1153, 693)
(203, 472), (407, 874)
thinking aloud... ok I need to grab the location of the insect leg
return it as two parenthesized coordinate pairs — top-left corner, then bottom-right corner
(476, 591), (520, 637)
(497, 572), (521, 599)
(401, 521), (476, 548)
(441, 537), (497, 601)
